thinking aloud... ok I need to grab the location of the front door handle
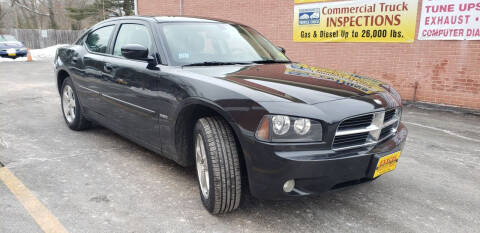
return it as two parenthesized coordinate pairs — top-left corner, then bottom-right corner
(104, 63), (113, 72)
(72, 56), (79, 64)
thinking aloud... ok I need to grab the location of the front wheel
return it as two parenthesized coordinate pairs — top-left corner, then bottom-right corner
(194, 116), (242, 214)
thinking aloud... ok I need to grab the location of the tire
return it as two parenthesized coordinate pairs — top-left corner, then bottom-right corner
(194, 116), (242, 214)
(60, 77), (91, 130)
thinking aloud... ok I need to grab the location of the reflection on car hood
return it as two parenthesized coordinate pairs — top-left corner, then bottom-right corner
(184, 63), (391, 105)
(0, 41), (25, 49)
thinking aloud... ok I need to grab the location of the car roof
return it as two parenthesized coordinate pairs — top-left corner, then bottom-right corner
(99, 16), (242, 25)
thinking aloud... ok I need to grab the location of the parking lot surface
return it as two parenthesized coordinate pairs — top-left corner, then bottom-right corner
(1, 60), (480, 233)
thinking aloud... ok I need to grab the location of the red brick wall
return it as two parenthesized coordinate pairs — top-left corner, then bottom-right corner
(138, 0), (480, 110)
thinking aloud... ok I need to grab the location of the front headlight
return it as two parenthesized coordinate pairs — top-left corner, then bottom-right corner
(19, 47), (27, 51)
(255, 115), (323, 142)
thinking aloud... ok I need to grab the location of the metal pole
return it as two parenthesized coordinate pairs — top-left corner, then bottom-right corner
(134, 0), (138, 15)
(180, 0), (183, 16)
(102, 0), (105, 20)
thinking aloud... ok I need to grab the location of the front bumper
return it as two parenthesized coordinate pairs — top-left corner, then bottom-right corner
(0, 50), (27, 57)
(242, 123), (407, 200)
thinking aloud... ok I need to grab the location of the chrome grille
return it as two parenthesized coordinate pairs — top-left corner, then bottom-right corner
(338, 114), (373, 130)
(333, 108), (400, 151)
(333, 132), (370, 149)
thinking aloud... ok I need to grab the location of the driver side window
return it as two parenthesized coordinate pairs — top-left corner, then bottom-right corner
(113, 24), (153, 57)
(85, 25), (114, 54)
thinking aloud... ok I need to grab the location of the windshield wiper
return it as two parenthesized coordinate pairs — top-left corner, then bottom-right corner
(251, 60), (291, 64)
(183, 61), (252, 67)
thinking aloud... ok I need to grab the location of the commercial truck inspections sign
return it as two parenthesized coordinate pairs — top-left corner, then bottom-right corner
(293, 0), (419, 43)
(418, 0), (480, 40)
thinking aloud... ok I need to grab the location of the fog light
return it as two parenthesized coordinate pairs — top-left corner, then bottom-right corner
(283, 179), (295, 193)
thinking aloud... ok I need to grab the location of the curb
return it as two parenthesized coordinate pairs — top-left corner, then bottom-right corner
(403, 101), (480, 117)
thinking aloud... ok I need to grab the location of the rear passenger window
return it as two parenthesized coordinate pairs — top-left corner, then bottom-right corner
(113, 24), (153, 57)
(85, 25), (115, 53)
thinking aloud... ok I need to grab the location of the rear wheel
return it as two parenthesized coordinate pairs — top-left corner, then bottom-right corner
(194, 116), (242, 214)
(61, 77), (90, 130)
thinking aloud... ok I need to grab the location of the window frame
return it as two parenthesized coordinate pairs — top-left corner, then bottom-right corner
(80, 19), (169, 65)
(111, 21), (156, 61)
(83, 23), (117, 55)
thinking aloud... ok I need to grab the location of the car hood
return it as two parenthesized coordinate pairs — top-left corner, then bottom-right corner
(183, 63), (391, 105)
(0, 41), (25, 49)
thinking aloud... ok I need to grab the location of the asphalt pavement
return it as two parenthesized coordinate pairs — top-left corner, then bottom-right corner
(1, 60), (479, 233)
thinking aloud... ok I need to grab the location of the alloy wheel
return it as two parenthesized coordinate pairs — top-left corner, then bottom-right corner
(62, 85), (76, 123)
(195, 134), (210, 198)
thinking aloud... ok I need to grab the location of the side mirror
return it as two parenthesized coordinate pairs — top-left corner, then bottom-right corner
(121, 44), (149, 60)
(121, 44), (158, 68)
(276, 46), (286, 54)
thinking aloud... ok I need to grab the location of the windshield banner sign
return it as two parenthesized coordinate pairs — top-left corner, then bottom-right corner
(418, 0), (480, 40)
(293, 0), (419, 43)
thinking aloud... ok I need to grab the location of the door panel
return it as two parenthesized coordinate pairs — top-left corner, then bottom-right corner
(75, 53), (105, 114)
(99, 22), (164, 146)
(101, 57), (162, 146)
(73, 24), (115, 115)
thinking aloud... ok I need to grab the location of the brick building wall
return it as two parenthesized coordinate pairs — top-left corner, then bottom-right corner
(138, 0), (480, 110)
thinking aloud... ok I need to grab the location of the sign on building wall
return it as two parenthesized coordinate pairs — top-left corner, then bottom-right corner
(293, 0), (419, 43)
(418, 0), (480, 40)
(294, 0), (331, 3)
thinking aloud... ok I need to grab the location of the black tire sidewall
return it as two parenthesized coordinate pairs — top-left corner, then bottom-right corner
(61, 78), (82, 129)
(194, 122), (217, 213)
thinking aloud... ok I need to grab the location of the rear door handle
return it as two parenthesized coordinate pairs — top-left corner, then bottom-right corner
(104, 63), (113, 72)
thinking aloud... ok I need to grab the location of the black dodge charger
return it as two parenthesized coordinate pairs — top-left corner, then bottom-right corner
(54, 16), (407, 214)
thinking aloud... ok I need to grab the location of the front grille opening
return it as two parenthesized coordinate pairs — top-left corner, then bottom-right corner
(384, 109), (396, 122)
(380, 124), (394, 139)
(333, 132), (369, 148)
(337, 114), (373, 130)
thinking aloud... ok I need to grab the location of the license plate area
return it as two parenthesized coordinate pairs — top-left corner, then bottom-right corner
(373, 151), (401, 178)
(7, 49), (16, 56)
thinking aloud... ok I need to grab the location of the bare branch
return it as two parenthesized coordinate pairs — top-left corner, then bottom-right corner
(37, 0), (50, 9)
(104, 8), (121, 16)
(10, 0), (50, 16)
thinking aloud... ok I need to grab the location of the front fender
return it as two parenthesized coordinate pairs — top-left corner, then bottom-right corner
(168, 96), (268, 167)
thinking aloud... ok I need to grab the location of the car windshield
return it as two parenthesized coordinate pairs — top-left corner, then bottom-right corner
(159, 22), (290, 66)
(0, 35), (18, 42)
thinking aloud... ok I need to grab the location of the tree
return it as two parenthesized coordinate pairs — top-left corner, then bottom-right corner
(9, 0), (58, 29)
(45, 0), (58, 29)
(66, 7), (97, 30)
(66, 0), (135, 27)
(123, 0), (134, 16)
(0, 4), (7, 28)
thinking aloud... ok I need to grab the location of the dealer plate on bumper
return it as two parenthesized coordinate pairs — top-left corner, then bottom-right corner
(373, 151), (401, 178)
(7, 49), (16, 56)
